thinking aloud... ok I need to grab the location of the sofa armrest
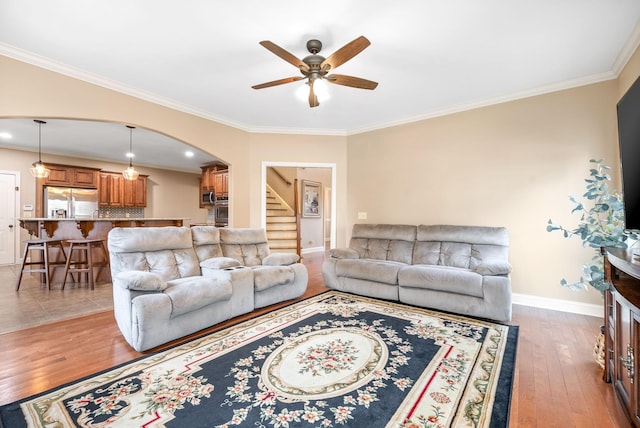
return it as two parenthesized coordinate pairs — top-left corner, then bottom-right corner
(476, 260), (512, 275)
(263, 253), (300, 266)
(115, 271), (168, 291)
(329, 248), (359, 259)
(200, 256), (242, 270)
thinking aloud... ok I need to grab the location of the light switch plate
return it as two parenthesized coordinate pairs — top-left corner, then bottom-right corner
(357, 212), (367, 220)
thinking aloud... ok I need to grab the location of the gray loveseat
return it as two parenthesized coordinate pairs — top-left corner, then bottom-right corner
(322, 224), (512, 321)
(108, 226), (307, 352)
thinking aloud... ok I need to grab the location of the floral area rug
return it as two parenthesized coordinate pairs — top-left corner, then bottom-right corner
(0, 291), (518, 428)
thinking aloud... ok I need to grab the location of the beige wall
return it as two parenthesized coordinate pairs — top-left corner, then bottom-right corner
(3, 45), (640, 308)
(347, 81), (620, 306)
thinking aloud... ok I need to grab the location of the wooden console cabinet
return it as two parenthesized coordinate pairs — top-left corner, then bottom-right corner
(604, 248), (640, 426)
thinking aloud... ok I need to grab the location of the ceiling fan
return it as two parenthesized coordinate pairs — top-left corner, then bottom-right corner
(252, 35), (378, 108)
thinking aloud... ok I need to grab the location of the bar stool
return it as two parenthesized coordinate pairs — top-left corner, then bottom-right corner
(62, 239), (110, 290)
(15, 239), (68, 291)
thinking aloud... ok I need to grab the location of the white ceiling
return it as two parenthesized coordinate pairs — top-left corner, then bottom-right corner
(1, 0), (640, 171)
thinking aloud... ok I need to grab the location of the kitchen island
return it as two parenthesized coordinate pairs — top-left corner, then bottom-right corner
(17, 218), (187, 284)
(19, 218), (186, 239)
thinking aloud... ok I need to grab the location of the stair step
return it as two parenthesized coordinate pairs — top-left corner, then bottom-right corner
(267, 216), (296, 223)
(268, 239), (298, 248)
(267, 230), (297, 240)
(267, 223), (297, 231)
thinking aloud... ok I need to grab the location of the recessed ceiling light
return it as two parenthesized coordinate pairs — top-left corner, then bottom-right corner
(0, 132), (12, 139)
(185, 151), (194, 158)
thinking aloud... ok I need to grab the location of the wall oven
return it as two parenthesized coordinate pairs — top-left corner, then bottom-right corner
(214, 194), (228, 227)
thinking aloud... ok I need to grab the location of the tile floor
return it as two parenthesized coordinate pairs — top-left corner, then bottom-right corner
(0, 264), (113, 334)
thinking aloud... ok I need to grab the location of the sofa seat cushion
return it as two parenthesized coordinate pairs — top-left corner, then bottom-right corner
(165, 276), (232, 317)
(398, 265), (483, 298)
(252, 266), (295, 291)
(336, 259), (405, 285)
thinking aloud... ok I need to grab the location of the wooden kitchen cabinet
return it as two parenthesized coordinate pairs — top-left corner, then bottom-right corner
(201, 165), (227, 190)
(200, 164), (228, 207)
(213, 170), (228, 194)
(99, 172), (124, 206)
(42, 163), (99, 188)
(99, 172), (146, 207)
(123, 175), (147, 207)
(604, 248), (640, 426)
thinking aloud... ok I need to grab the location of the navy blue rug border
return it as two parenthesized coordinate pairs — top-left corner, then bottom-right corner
(0, 290), (519, 428)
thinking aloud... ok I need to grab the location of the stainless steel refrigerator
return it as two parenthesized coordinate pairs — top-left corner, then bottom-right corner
(44, 187), (99, 219)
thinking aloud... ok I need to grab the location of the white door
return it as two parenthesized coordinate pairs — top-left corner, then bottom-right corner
(0, 172), (17, 265)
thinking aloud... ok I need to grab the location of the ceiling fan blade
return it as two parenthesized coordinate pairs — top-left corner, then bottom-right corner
(326, 74), (378, 90)
(321, 36), (371, 71)
(259, 40), (310, 72)
(252, 76), (304, 90)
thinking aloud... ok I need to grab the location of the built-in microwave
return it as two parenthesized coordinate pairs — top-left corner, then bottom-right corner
(201, 190), (214, 205)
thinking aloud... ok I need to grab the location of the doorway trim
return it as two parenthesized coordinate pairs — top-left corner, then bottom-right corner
(0, 170), (20, 265)
(261, 161), (336, 250)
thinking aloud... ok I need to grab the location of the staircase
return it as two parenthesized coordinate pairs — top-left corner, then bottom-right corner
(266, 186), (299, 254)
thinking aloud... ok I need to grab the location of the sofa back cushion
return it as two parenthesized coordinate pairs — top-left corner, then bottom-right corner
(108, 226), (200, 281)
(219, 228), (271, 267)
(349, 224), (416, 264)
(413, 225), (509, 269)
(191, 226), (224, 262)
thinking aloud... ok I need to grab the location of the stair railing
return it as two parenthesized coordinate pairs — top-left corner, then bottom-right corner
(272, 168), (292, 186)
(294, 178), (302, 258)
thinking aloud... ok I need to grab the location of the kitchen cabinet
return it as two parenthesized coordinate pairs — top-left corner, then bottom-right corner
(213, 170), (228, 194)
(123, 175), (147, 207)
(604, 248), (640, 426)
(99, 172), (124, 206)
(99, 172), (146, 208)
(42, 163), (99, 188)
(200, 164), (228, 208)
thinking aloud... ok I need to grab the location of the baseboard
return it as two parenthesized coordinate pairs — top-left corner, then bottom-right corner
(302, 246), (325, 254)
(512, 292), (603, 318)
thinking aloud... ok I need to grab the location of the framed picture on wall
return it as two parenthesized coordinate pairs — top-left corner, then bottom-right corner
(302, 180), (321, 218)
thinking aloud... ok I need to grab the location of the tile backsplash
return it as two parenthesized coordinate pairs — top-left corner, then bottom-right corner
(98, 207), (144, 218)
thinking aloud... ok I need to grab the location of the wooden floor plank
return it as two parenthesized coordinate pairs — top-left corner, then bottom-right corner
(0, 252), (632, 427)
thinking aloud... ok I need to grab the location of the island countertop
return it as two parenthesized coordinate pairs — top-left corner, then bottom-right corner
(18, 217), (187, 238)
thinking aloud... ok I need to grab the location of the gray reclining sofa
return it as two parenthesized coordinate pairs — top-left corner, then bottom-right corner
(322, 224), (512, 322)
(108, 226), (308, 352)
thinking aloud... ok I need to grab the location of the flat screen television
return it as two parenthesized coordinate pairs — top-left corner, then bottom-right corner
(617, 74), (640, 232)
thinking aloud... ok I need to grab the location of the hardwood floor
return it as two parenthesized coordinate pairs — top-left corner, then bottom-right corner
(0, 251), (631, 427)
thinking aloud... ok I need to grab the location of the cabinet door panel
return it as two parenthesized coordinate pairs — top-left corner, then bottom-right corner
(633, 312), (640, 425)
(110, 175), (124, 206)
(46, 166), (72, 186)
(615, 299), (633, 410)
(73, 169), (98, 187)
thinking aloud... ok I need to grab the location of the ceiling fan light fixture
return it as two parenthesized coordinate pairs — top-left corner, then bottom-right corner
(29, 119), (50, 178)
(122, 125), (140, 181)
(296, 79), (330, 104)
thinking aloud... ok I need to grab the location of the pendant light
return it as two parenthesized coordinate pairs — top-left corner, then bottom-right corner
(29, 119), (50, 178)
(122, 125), (140, 180)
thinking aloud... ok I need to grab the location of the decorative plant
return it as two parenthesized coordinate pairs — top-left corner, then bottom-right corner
(547, 159), (637, 292)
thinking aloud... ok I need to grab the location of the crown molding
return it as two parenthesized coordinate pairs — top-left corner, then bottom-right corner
(612, 20), (640, 76)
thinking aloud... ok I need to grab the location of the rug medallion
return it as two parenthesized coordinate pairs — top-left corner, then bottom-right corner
(0, 291), (518, 428)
